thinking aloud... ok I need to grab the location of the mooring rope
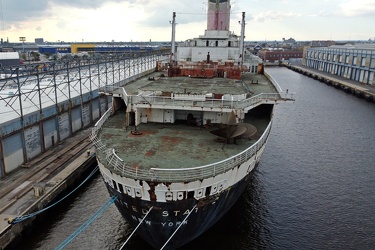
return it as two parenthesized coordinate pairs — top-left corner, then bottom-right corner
(119, 206), (154, 250)
(8, 165), (99, 225)
(55, 194), (118, 250)
(160, 204), (197, 250)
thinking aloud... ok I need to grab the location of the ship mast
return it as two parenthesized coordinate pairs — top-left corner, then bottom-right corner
(239, 12), (246, 66)
(170, 12), (176, 63)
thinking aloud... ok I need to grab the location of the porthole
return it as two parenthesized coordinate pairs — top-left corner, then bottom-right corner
(177, 191), (184, 200)
(195, 188), (204, 198)
(135, 189), (142, 198)
(166, 191), (173, 201)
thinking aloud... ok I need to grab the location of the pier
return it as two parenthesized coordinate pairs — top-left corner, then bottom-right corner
(0, 130), (96, 249)
(283, 64), (375, 102)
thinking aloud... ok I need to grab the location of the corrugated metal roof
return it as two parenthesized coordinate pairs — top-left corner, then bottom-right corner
(0, 52), (20, 60)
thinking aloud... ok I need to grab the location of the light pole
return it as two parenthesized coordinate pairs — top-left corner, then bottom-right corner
(19, 37), (26, 62)
(19, 36), (26, 51)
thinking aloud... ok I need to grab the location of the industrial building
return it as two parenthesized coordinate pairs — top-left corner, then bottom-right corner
(0, 52), (20, 67)
(258, 49), (303, 63)
(38, 45), (72, 55)
(303, 44), (375, 85)
(38, 44), (160, 55)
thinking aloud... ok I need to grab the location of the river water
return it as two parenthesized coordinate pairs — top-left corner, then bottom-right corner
(10, 67), (375, 250)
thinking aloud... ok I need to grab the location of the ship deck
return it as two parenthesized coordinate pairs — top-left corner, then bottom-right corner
(96, 71), (278, 171)
(122, 71), (278, 96)
(98, 113), (270, 170)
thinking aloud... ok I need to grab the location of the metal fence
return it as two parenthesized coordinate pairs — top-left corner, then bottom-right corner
(129, 92), (282, 110)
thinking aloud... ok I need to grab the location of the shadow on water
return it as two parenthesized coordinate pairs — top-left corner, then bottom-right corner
(5, 165), (102, 250)
(124, 168), (271, 250)
(180, 168), (271, 250)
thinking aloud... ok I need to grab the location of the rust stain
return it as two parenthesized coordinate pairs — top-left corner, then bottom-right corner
(131, 163), (139, 169)
(174, 131), (189, 135)
(160, 136), (182, 143)
(102, 133), (113, 139)
(128, 130), (156, 138)
(147, 182), (157, 201)
(145, 150), (156, 157)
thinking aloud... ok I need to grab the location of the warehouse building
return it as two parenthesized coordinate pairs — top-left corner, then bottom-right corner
(0, 52), (20, 67)
(258, 49), (303, 63)
(303, 44), (375, 85)
(38, 44), (158, 55)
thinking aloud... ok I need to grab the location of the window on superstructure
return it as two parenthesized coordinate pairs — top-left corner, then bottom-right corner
(215, 41), (218, 47)
(206, 41), (209, 47)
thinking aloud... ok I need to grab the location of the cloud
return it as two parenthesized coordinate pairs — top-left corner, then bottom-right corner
(316, 9), (332, 17)
(51, 0), (156, 10)
(339, 0), (375, 17)
(133, 1), (206, 28)
(1, 0), (205, 32)
(2, 0), (49, 22)
(1, 0), (150, 23)
(252, 10), (301, 22)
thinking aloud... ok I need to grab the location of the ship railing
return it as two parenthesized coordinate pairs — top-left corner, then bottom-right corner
(91, 107), (113, 138)
(129, 93), (285, 110)
(91, 114), (271, 181)
(264, 71), (283, 93)
(264, 71), (296, 100)
(90, 101), (273, 181)
(148, 123), (271, 182)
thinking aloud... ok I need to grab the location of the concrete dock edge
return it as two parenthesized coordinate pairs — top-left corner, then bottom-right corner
(0, 150), (97, 249)
(283, 64), (375, 102)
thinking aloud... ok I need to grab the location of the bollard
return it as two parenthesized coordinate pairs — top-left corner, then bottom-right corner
(33, 182), (46, 197)
(86, 150), (91, 158)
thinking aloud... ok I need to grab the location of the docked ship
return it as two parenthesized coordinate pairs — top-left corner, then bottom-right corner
(91, 1), (292, 249)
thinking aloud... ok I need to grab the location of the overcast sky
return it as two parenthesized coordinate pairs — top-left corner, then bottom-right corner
(1, 0), (374, 43)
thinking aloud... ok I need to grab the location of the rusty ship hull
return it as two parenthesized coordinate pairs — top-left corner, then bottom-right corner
(102, 157), (263, 250)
